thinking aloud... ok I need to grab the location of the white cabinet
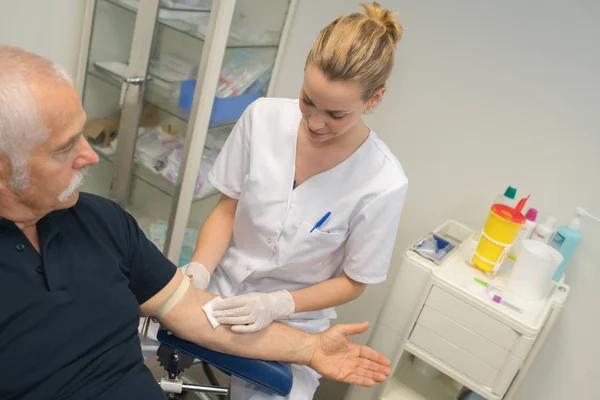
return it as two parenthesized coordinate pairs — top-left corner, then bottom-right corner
(345, 221), (569, 400)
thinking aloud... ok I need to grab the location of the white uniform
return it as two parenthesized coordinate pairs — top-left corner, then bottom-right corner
(207, 98), (408, 399)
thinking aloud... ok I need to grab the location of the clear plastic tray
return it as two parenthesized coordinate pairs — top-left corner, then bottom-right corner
(410, 220), (474, 265)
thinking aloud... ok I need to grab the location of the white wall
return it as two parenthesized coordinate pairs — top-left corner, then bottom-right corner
(2, 0), (598, 398)
(0, 0), (86, 76)
(272, 0), (600, 399)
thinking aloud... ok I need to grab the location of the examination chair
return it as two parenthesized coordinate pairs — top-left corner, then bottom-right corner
(141, 325), (293, 399)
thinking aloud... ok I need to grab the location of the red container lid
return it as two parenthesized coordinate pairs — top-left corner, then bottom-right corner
(491, 204), (526, 224)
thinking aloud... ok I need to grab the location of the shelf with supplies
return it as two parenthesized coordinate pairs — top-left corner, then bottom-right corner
(87, 54), (267, 128)
(89, 123), (233, 203)
(87, 65), (193, 123)
(123, 207), (201, 268)
(103, 0), (282, 48)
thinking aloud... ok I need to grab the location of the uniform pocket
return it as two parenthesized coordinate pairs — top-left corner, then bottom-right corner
(310, 226), (347, 235)
(283, 221), (348, 268)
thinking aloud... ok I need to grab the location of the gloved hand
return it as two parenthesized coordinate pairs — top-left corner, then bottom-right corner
(211, 291), (295, 333)
(183, 262), (211, 291)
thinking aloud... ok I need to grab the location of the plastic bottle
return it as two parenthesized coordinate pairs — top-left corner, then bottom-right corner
(531, 216), (556, 244)
(550, 207), (600, 282)
(495, 186), (517, 207)
(509, 208), (538, 258)
(522, 208), (538, 239)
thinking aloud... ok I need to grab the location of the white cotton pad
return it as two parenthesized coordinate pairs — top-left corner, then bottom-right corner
(202, 296), (224, 329)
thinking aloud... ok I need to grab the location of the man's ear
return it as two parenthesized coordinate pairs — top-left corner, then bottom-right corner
(0, 155), (13, 187)
(0, 156), (7, 183)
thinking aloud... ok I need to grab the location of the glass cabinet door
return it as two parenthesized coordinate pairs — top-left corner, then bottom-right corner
(81, 0), (140, 200)
(81, 0), (163, 231)
(80, 0), (293, 266)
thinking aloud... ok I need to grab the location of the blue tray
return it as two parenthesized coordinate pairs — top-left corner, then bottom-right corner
(179, 79), (263, 126)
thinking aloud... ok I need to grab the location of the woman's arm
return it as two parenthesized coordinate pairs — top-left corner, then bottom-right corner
(211, 272), (367, 333)
(191, 194), (237, 274)
(290, 272), (367, 313)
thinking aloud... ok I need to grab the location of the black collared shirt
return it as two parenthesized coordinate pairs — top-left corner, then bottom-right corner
(0, 193), (176, 399)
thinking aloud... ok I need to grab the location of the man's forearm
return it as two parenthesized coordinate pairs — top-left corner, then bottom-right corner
(148, 272), (392, 388)
(159, 286), (315, 365)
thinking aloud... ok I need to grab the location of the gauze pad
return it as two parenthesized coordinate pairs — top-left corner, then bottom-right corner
(202, 296), (224, 329)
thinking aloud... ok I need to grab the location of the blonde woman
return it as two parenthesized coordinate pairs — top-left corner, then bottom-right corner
(185, 3), (407, 398)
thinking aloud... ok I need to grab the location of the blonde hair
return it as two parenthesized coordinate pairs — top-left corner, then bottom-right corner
(306, 2), (403, 101)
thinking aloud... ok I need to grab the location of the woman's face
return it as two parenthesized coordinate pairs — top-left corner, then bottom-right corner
(299, 64), (381, 143)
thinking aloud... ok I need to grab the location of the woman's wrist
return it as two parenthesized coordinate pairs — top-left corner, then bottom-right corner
(184, 261), (211, 290)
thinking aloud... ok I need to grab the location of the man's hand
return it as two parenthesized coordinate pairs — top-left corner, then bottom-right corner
(212, 291), (295, 333)
(308, 322), (391, 387)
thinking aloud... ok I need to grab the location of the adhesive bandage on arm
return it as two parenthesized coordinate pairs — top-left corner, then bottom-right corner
(153, 272), (191, 319)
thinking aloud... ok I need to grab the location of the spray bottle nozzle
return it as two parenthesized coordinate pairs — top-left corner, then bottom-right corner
(576, 207), (600, 223)
(515, 195), (530, 214)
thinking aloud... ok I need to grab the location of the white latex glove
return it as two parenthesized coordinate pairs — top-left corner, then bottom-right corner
(183, 261), (211, 291)
(212, 290), (295, 333)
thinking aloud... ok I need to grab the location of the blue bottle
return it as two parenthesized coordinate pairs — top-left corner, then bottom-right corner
(550, 210), (582, 282)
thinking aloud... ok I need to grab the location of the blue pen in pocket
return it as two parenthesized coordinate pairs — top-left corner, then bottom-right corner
(310, 211), (331, 233)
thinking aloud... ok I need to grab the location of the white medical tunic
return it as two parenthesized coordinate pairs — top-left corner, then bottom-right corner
(207, 98), (407, 399)
(207, 97), (408, 334)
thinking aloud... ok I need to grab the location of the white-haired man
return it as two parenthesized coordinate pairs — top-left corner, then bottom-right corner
(0, 45), (390, 400)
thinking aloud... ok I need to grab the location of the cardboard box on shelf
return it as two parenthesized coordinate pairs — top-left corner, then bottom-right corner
(83, 116), (119, 148)
(83, 105), (159, 148)
(140, 104), (158, 127)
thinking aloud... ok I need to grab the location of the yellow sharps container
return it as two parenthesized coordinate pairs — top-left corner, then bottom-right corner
(472, 197), (528, 274)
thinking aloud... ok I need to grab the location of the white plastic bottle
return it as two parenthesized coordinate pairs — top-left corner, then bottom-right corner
(494, 186), (517, 207)
(531, 216), (556, 244)
(509, 208), (538, 258)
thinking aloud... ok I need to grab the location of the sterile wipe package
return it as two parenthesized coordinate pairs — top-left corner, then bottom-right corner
(202, 296), (224, 329)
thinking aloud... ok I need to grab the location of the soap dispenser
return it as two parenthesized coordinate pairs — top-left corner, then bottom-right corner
(550, 207), (600, 281)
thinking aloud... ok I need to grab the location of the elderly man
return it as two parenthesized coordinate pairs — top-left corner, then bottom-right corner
(0, 45), (390, 399)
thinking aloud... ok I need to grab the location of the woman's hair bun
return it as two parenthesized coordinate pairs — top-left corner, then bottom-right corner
(362, 2), (403, 44)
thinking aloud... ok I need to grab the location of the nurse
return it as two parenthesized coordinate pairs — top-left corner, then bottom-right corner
(186, 2), (407, 399)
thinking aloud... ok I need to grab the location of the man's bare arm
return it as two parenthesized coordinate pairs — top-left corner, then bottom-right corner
(142, 271), (314, 363)
(140, 271), (390, 386)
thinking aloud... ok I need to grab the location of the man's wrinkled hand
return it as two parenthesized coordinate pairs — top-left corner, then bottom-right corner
(308, 322), (391, 387)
